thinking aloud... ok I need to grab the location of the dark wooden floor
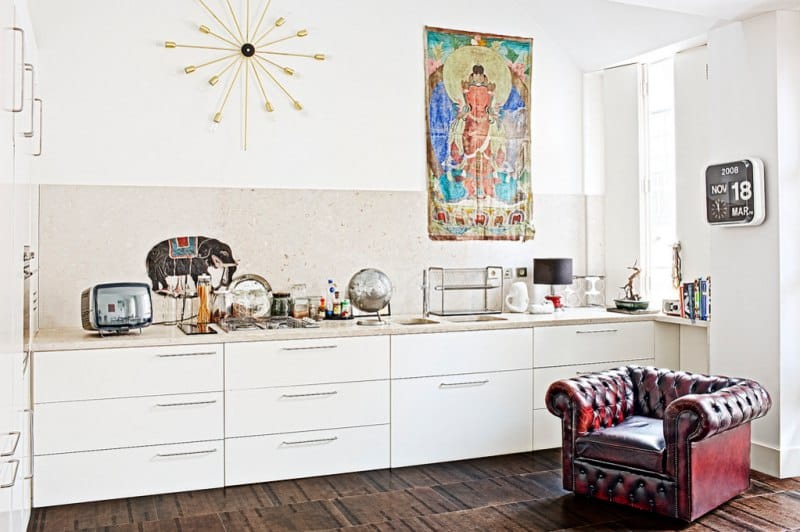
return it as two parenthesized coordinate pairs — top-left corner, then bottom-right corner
(28, 449), (800, 531)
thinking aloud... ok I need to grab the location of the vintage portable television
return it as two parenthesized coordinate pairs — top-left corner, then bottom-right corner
(81, 282), (153, 334)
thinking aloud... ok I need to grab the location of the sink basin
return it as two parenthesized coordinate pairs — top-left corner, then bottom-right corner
(395, 318), (440, 326)
(444, 315), (508, 323)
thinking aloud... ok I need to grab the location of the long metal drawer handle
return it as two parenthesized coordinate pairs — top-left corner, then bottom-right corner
(440, 380), (490, 388)
(0, 432), (21, 458)
(155, 449), (217, 458)
(33, 98), (42, 156)
(0, 460), (20, 489)
(281, 436), (338, 446)
(280, 345), (338, 351)
(575, 329), (619, 334)
(10, 28), (24, 112)
(155, 400), (218, 408)
(157, 351), (217, 358)
(281, 391), (338, 399)
(23, 64), (35, 136)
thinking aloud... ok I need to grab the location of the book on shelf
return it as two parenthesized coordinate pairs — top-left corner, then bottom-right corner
(680, 276), (710, 322)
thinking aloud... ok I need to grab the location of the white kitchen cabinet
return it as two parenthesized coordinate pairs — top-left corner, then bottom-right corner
(35, 392), (223, 455)
(226, 425), (389, 486)
(2, 0), (37, 528)
(226, 380), (388, 438)
(35, 344), (223, 403)
(35, 440), (224, 508)
(391, 328), (531, 378)
(391, 369), (533, 467)
(33, 344), (225, 507)
(533, 321), (654, 367)
(390, 328), (533, 467)
(224, 335), (391, 487)
(532, 322), (655, 450)
(226, 336), (389, 389)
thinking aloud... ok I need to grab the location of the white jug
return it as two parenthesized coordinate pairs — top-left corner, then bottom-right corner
(505, 281), (530, 313)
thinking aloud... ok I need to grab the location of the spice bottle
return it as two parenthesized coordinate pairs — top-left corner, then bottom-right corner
(333, 291), (341, 317)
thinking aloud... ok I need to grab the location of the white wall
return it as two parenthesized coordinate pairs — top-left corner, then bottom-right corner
(602, 64), (643, 304)
(674, 45), (711, 281)
(775, 10), (800, 477)
(708, 11), (800, 477)
(28, 0), (584, 195)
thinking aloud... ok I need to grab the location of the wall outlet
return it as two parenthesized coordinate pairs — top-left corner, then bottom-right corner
(503, 268), (512, 279)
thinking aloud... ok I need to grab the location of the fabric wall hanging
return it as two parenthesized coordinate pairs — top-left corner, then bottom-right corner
(425, 26), (534, 241)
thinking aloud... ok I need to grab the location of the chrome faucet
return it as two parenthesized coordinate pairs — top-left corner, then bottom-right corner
(422, 268), (429, 317)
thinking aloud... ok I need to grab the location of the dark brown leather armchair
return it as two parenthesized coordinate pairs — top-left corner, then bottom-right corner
(545, 366), (771, 521)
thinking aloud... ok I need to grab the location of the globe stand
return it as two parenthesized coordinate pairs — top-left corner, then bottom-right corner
(356, 312), (390, 326)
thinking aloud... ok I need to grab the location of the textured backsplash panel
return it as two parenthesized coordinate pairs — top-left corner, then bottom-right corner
(39, 185), (592, 328)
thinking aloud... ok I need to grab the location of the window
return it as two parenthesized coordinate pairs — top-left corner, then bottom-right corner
(641, 58), (677, 304)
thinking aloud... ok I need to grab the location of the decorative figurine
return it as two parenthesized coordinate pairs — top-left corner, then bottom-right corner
(621, 260), (642, 301)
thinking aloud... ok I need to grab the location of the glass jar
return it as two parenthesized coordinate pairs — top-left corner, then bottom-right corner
(292, 297), (310, 319)
(211, 289), (231, 323)
(196, 274), (212, 324)
(271, 292), (291, 317)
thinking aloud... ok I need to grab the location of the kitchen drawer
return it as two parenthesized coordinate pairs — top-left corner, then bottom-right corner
(391, 328), (532, 379)
(225, 424), (389, 486)
(226, 381), (388, 438)
(533, 358), (653, 410)
(226, 336), (389, 389)
(533, 322), (653, 368)
(533, 409), (562, 450)
(34, 345), (223, 403)
(35, 392), (223, 455)
(391, 369), (532, 467)
(34, 440), (223, 507)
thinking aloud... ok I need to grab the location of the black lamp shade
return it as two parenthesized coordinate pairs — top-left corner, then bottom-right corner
(533, 258), (573, 286)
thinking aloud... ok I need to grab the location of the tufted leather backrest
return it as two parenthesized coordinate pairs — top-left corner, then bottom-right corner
(628, 366), (738, 419)
(568, 367), (635, 433)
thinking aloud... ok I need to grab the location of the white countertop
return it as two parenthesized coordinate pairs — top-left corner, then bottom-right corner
(31, 308), (707, 352)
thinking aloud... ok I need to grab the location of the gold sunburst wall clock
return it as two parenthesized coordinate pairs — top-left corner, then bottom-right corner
(165, 0), (325, 150)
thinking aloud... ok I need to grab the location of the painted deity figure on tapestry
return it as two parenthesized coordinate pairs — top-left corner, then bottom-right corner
(425, 27), (534, 241)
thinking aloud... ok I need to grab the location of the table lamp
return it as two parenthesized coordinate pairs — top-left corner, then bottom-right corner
(533, 258), (573, 311)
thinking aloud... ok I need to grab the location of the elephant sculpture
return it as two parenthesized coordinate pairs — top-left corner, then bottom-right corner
(146, 236), (238, 294)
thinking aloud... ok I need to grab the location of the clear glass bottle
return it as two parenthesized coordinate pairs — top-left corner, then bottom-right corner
(196, 274), (212, 324)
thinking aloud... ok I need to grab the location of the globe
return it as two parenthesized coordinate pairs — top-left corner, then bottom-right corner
(347, 268), (393, 314)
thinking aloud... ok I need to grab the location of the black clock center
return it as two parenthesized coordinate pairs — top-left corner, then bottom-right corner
(241, 43), (256, 57)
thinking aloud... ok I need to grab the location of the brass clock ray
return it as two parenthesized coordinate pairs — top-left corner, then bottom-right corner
(166, 0), (325, 150)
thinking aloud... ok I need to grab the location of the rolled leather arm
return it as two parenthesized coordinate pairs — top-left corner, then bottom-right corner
(664, 379), (772, 444)
(545, 378), (595, 434)
(546, 368), (633, 434)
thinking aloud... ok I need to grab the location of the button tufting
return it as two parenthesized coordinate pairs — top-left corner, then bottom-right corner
(658, 485), (665, 493)
(629, 493), (635, 501)
(638, 481), (645, 488)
